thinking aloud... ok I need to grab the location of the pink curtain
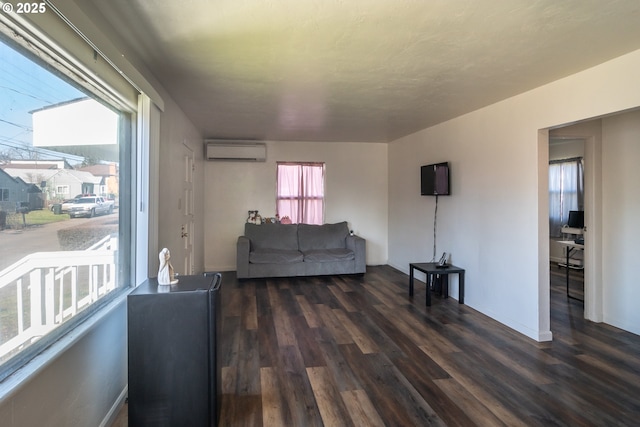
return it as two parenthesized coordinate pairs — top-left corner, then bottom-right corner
(277, 163), (324, 224)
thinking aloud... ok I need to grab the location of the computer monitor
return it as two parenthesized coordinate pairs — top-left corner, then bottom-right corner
(567, 210), (584, 228)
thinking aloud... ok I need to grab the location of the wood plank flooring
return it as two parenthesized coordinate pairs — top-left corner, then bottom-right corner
(217, 265), (640, 426)
(114, 264), (640, 426)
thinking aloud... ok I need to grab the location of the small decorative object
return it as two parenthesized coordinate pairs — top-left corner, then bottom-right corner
(280, 216), (292, 224)
(246, 210), (261, 224)
(158, 247), (179, 285)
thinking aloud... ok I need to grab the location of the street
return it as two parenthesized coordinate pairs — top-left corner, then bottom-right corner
(0, 213), (117, 271)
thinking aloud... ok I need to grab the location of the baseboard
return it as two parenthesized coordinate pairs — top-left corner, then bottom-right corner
(99, 385), (128, 427)
(204, 265), (236, 273)
(538, 330), (553, 342)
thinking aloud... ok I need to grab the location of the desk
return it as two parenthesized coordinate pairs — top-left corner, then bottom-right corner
(409, 262), (465, 306)
(557, 240), (584, 301)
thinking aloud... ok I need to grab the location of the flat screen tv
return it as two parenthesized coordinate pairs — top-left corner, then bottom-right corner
(421, 162), (450, 196)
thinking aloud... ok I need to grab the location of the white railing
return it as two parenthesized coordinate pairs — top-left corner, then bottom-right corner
(0, 235), (118, 361)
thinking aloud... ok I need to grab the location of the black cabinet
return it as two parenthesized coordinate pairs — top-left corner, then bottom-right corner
(127, 273), (222, 427)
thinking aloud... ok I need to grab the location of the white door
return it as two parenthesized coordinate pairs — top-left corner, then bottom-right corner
(181, 144), (195, 275)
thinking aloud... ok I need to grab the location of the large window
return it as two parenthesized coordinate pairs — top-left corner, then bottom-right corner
(276, 162), (325, 225)
(549, 157), (584, 237)
(0, 33), (133, 380)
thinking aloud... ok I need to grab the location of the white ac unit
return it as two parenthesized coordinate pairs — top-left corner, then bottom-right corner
(205, 140), (266, 161)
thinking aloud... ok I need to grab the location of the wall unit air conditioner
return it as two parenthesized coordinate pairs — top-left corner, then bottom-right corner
(205, 140), (266, 161)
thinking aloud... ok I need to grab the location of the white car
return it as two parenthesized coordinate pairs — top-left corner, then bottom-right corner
(60, 199), (78, 213)
(68, 196), (115, 218)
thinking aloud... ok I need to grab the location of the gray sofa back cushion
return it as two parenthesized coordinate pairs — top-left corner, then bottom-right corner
(245, 223), (299, 250)
(298, 222), (349, 252)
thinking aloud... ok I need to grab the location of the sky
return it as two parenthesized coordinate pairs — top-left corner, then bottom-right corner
(0, 39), (86, 162)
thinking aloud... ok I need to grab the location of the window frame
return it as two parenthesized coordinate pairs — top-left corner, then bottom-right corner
(276, 162), (325, 225)
(55, 185), (70, 195)
(549, 157), (584, 237)
(0, 20), (139, 384)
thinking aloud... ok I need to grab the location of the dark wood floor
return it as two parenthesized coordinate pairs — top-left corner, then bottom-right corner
(114, 264), (640, 426)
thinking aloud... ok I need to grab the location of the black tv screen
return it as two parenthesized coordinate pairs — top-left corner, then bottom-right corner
(421, 162), (450, 196)
(567, 210), (584, 228)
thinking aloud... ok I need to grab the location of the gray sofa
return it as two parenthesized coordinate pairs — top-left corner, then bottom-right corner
(236, 221), (366, 279)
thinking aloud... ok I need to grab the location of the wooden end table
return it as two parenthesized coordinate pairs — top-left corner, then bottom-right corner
(409, 262), (465, 306)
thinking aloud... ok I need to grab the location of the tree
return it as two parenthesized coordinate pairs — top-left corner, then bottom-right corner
(81, 156), (100, 167)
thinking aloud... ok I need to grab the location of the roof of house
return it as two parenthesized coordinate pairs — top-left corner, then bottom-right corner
(2, 168), (101, 185)
(77, 163), (117, 177)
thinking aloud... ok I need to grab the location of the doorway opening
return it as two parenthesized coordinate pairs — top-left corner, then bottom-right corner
(540, 119), (604, 335)
(548, 138), (585, 307)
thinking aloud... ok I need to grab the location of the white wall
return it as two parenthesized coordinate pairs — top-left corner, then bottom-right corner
(601, 110), (640, 335)
(388, 48), (640, 342)
(204, 141), (388, 271)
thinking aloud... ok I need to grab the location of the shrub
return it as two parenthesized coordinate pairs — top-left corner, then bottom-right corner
(57, 222), (118, 250)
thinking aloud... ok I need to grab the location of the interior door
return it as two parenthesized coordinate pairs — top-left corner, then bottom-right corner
(181, 144), (195, 275)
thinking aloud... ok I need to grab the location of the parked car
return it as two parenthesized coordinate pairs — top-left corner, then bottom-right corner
(52, 194), (97, 213)
(68, 196), (115, 218)
(60, 198), (78, 213)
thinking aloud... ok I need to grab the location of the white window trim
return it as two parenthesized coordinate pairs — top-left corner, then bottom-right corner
(0, 7), (152, 397)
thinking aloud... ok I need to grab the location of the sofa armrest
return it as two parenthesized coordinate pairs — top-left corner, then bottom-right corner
(237, 236), (250, 278)
(346, 235), (366, 273)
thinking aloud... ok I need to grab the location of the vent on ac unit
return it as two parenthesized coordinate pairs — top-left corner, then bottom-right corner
(205, 140), (266, 161)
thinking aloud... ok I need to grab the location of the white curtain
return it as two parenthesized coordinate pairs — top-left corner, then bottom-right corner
(277, 163), (324, 224)
(549, 158), (584, 237)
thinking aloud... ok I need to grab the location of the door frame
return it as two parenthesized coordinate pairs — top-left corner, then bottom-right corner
(181, 143), (195, 275)
(539, 126), (603, 338)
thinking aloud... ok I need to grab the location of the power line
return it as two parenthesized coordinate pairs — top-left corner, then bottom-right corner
(0, 118), (32, 132)
(0, 84), (55, 104)
(0, 138), (84, 163)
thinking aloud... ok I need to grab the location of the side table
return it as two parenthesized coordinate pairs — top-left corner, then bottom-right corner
(409, 262), (465, 306)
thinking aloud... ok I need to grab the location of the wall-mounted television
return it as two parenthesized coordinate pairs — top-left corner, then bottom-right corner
(421, 162), (450, 196)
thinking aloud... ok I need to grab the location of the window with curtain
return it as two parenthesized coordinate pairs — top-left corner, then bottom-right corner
(549, 157), (584, 237)
(276, 162), (325, 225)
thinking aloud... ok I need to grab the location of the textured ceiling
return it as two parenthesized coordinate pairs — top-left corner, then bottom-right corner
(87, 0), (640, 142)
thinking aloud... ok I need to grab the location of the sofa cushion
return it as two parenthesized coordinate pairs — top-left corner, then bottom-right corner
(249, 249), (304, 264)
(298, 222), (349, 252)
(245, 223), (299, 250)
(303, 249), (355, 263)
